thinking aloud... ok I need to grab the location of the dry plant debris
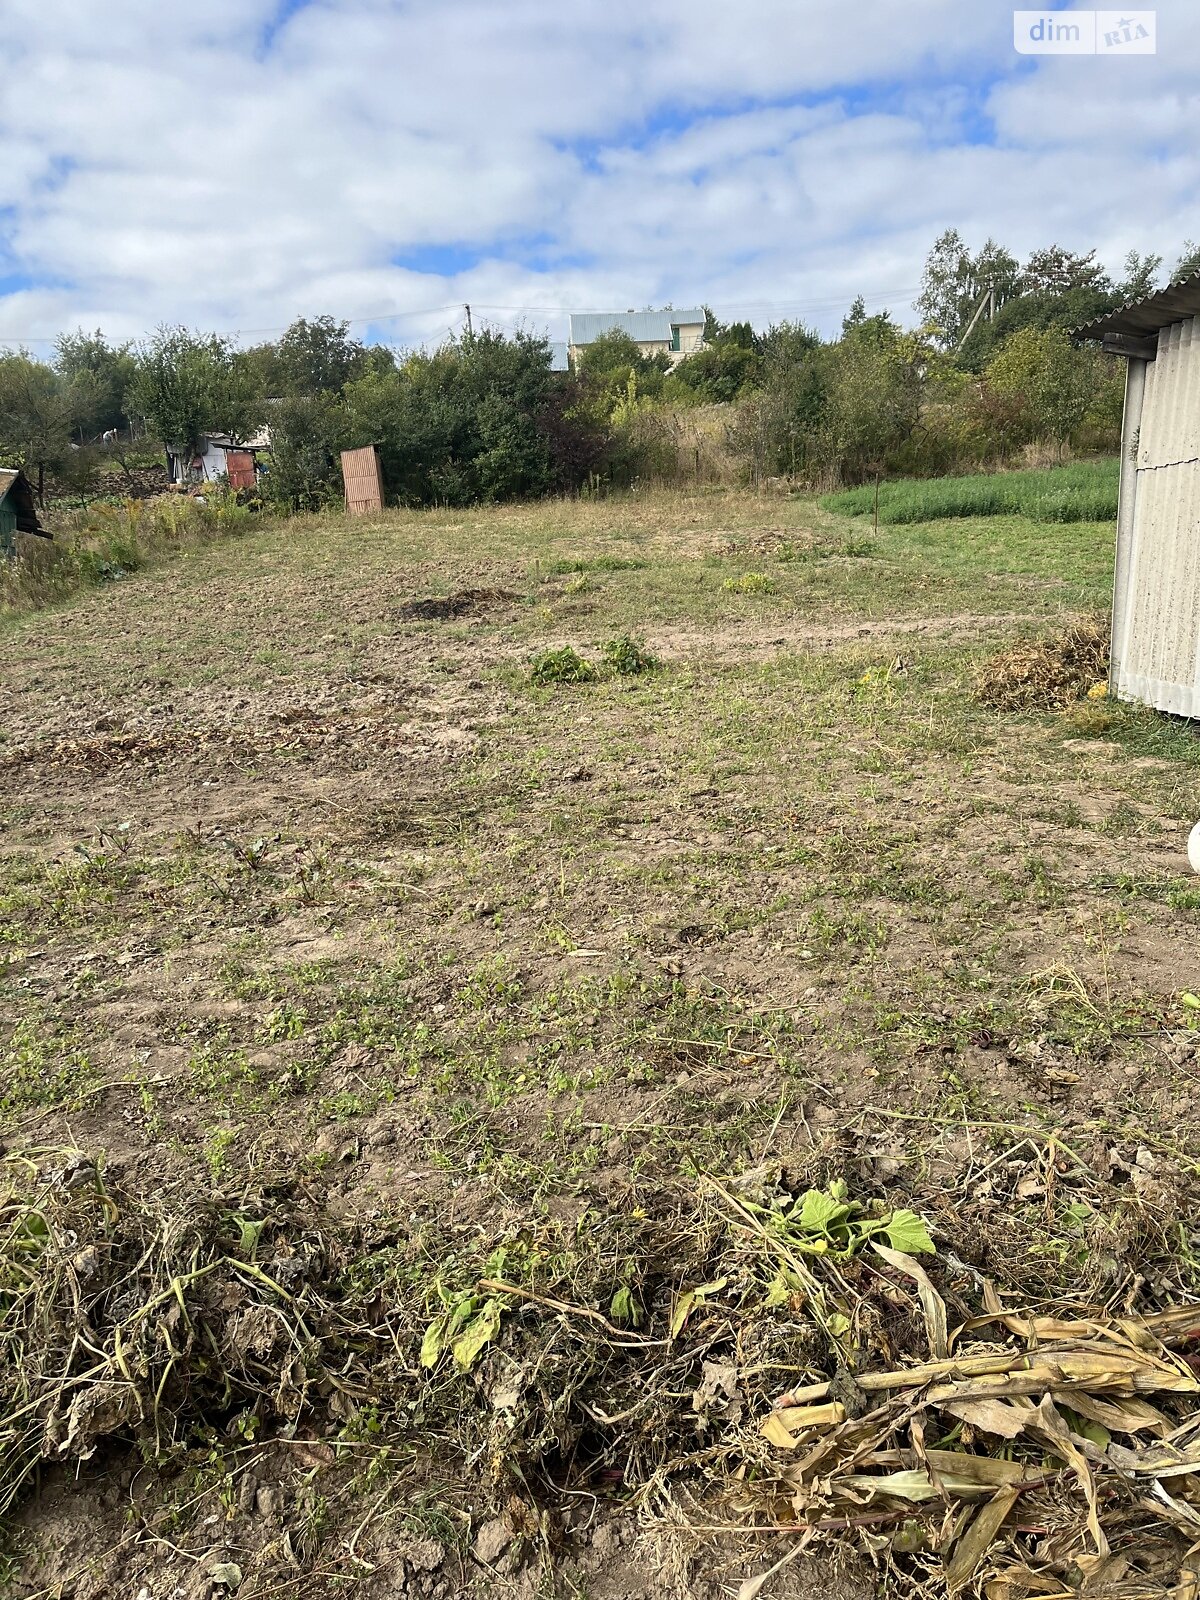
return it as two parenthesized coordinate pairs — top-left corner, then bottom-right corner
(975, 620), (1110, 711)
(751, 1280), (1200, 1593)
(6, 1139), (1199, 1597)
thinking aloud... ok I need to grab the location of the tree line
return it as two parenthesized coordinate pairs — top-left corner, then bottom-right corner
(2, 233), (1197, 506)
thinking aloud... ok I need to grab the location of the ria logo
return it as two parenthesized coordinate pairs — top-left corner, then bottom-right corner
(1013, 10), (1156, 54)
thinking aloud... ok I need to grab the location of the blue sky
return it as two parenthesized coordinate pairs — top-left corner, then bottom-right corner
(0, 0), (1196, 351)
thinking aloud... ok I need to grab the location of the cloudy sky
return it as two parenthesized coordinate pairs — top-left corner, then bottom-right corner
(0, 0), (1196, 353)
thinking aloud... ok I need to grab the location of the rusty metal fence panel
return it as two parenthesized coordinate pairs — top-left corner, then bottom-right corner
(341, 446), (385, 514)
(225, 450), (256, 491)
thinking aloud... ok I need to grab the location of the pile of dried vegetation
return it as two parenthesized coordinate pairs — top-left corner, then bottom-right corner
(3, 1135), (1199, 1595)
(975, 620), (1111, 712)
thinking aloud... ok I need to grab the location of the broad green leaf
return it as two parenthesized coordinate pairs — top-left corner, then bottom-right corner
(882, 1209), (935, 1256)
(420, 1312), (450, 1369)
(447, 1296), (478, 1337)
(610, 1285), (642, 1326)
(764, 1271), (791, 1308)
(451, 1298), (502, 1371)
(231, 1214), (265, 1258)
(795, 1188), (852, 1237)
(827, 1311), (852, 1342)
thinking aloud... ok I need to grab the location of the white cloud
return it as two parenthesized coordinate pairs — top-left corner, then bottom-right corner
(0, 0), (1196, 349)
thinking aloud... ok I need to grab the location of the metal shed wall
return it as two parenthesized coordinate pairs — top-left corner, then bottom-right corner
(1112, 314), (1200, 716)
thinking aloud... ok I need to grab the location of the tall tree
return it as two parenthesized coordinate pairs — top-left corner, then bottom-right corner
(1020, 245), (1111, 296)
(1116, 250), (1163, 303)
(53, 330), (136, 438)
(916, 230), (1020, 349)
(0, 353), (81, 503)
(1173, 240), (1200, 282)
(260, 316), (377, 397)
(127, 328), (265, 450)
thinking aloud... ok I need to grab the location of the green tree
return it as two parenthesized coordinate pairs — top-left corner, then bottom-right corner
(916, 230), (1020, 349)
(671, 342), (760, 402)
(54, 330), (137, 438)
(262, 392), (348, 510)
(1020, 245), (1110, 296)
(0, 353), (81, 502)
(841, 297), (901, 347)
(732, 322), (826, 480)
(816, 327), (923, 482)
(1173, 240), (1200, 283)
(248, 315), (382, 398)
(1116, 250), (1163, 303)
(341, 327), (563, 507)
(984, 326), (1100, 455)
(127, 328), (265, 450)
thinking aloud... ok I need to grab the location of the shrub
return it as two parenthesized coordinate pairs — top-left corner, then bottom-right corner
(602, 634), (659, 675)
(528, 646), (597, 685)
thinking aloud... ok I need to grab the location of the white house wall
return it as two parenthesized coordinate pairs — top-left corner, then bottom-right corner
(1113, 314), (1200, 717)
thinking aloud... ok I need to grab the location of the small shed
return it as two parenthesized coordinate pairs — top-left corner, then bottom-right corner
(1075, 275), (1200, 716)
(166, 428), (272, 488)
(0, 468), (49, 557)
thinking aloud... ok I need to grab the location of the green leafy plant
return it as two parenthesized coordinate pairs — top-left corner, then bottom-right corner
(723, 572), (776, 595)
(765, 1179), (934, 1259)
(602, 633), (660, 676)
(421, 1290), (505, 1372)
(528, 646), (597, 685)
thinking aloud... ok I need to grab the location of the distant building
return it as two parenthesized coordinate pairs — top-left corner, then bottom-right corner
(567, 308), (706, 369)
(548, 341), (569, 373)
(166, 428), (272, 489)
(0, 468), (48, 557)
(1074, 275), (1200, 715)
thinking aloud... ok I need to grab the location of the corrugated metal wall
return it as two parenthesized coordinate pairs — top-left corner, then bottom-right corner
(341, 446), (385, 515)
(1113, 315), (1200, 716)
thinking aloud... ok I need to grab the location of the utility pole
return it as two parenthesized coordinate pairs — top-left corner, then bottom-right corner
(955, 283), (994, 354)
(464, 304), (473, 336)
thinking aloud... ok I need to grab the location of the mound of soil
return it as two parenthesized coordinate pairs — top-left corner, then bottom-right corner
(397, 588), (520, 621)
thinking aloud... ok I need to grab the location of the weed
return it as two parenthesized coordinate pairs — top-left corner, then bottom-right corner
(0, 1018), (97, 1121)
(723, 572), (776, 594)
(202, 1126), (239, 1183)
(528, 646), (597, 685)
(548, 556), (646, 575)
(602, 633), (660, 675)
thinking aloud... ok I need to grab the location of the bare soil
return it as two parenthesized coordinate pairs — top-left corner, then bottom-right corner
(2, 490), (1198, 1599)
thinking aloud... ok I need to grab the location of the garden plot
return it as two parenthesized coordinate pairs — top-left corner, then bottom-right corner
(2, 488), (1198, 1600)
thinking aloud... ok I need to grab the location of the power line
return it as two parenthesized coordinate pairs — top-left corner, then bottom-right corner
(0, 282), (924, 348)
(0, 302), (467, 346)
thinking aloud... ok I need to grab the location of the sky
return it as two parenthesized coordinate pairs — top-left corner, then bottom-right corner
(0, 0), (1197, 354)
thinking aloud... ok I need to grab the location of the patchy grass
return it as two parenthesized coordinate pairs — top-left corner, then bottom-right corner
(2, 484), (1200, 1599)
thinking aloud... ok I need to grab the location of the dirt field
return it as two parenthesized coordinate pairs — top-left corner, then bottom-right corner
(2, 489), (1199, 1599)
